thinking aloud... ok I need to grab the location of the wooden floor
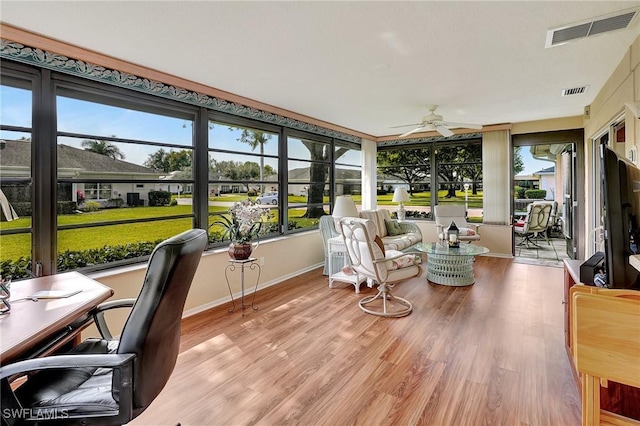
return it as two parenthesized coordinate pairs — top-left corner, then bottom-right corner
(132, 257), (581, 426)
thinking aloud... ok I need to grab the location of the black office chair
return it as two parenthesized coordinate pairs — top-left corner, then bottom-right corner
(0, 229), (207, 426)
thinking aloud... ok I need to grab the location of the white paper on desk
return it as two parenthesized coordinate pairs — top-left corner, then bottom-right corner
(31, 289), (82, 299)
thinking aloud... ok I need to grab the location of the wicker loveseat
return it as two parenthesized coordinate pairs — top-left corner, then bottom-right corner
(320, 209), (422, 276)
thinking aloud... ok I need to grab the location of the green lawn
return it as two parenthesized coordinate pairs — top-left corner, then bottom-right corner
(0, 202), (317, 262)
(376, 190), (484, 208)
(1, 190), (485, 262)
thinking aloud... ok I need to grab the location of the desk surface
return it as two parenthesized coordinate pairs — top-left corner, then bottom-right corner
(0, 272), (113, 364)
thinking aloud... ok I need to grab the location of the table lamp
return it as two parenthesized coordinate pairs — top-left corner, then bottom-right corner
(392, 187), (410, 221)
(333, 195), (358, 219)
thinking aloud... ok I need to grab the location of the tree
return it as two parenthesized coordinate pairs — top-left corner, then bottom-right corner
(454, 144), (483, 195)
(302, 141), (349, 218)
(209, 159), (263, 181)
(81, 138), (125, 160)
(144, 149), (192, 172)
(513, 146), (524, 175)
(436, 146), (468, 198)
(377, 148), (431, 195)
(234, 128), (272, 191)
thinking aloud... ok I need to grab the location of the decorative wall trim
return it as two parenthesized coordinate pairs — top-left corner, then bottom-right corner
(377, 132), (483, 148)
(0, 39), (361, 144)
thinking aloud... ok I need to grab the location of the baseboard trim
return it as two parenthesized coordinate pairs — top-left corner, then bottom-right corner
(182, 262), (324, 318)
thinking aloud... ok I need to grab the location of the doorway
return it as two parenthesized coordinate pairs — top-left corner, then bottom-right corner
(512, 130), (583, 266)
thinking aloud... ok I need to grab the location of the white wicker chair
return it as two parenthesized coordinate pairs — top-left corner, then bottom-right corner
(338, 217), (419, 317)
(434, 205), (480, 243)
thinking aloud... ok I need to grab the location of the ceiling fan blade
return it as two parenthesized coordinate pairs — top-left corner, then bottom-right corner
(441, 122), (482, 130)
(398, 127), (426, 138)
(390, 123), (422, 129)
(435, 125), (454, 137)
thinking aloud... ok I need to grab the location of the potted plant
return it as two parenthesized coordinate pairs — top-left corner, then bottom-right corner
(212, 199), (271, 260)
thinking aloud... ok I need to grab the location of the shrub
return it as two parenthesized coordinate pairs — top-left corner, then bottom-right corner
(9, 201), (77, 217)
(514, 186), (525, 199)
(0, 257), (33, 280)
(83, 201), (100, 212)
(525, 189), (546, 199)
(148, 190), (171, 206)
(12, 202), (32, 216)
(169, 199), (178, 206)
(105, 198), (124, 208)
(247, 189), (257, 196)
(56, 240), (163, 271)
(57, 201), (78, 214)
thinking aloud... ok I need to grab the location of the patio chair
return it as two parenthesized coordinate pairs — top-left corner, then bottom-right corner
(514, 202), (558, 259)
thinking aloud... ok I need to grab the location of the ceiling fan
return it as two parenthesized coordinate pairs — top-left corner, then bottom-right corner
(392, 105), (482, 138)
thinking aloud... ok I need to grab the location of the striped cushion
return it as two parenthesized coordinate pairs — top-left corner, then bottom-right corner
(359, 210), (388, 237)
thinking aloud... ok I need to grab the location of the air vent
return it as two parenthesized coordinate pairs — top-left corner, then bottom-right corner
(562, 86), (589, 96)
(546, 7), (640, 48)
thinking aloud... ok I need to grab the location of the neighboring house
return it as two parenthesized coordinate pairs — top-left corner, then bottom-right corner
(288, 167), (361, 196)
(534, 166), (556, 200)
(0, 140), (164, 206)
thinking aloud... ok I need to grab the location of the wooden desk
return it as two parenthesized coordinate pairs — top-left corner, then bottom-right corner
(0, 272), (113, 365)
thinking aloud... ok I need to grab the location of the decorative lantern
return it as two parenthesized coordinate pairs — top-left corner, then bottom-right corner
(447, 221), (460, 248)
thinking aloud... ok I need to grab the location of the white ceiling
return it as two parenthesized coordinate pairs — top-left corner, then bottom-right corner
(2, 1), (640, 138)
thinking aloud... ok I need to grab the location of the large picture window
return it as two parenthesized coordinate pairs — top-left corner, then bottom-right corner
(0, 59), (361, 279)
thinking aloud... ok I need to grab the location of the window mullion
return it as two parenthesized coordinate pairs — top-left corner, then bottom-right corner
(33, 69), (57, 276)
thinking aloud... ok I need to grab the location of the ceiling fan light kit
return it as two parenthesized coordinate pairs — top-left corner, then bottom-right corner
(394, 105), (482, 138)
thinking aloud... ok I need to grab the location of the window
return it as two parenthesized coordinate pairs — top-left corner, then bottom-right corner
(377, 139), (482, 221)
(207, 117), (280, 242)
(334, 141), (362, 210)
(0, 57), (361, 278)
(54, 84), (197, 272)
(0, 73), (35, 275)
(287, 133), (332, 231)
(436, 142), (483, 222)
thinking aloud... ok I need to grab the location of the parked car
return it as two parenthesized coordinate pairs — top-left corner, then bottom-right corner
(256, 192), (278, 205)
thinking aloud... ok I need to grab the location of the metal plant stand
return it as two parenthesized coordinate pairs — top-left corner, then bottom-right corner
(225, 258), (260, 316)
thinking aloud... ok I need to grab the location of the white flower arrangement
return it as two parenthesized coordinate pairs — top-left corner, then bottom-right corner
(213, 199), (271, 244)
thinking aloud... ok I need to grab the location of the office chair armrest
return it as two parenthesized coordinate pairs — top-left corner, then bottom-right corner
(92, 299), (137, 340)
(0, 353), (136, 380)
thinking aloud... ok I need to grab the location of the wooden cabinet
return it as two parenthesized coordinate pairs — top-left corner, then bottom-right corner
(563, 259), (640, 421)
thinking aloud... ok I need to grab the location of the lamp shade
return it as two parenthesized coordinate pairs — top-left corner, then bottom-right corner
(333, 195), (358, 217)
(392, 187), (410, 203)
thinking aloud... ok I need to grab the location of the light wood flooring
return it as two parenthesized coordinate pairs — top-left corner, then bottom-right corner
(131, 257), (581, 426)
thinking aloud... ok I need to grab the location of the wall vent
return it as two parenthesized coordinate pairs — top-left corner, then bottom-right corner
(546, 7), (640, 48)
(562, 86), (589, 96)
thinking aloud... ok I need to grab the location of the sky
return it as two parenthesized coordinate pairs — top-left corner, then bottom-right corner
(519, 147), (555, 176)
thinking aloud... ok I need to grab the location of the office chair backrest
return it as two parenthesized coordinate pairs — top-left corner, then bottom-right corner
(116, 228), (207, 409)
(524, 202), (552, 233)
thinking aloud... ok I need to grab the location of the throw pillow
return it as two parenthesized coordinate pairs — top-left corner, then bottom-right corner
(374, 235), (386, 256)
(385, 219), (403, 236)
